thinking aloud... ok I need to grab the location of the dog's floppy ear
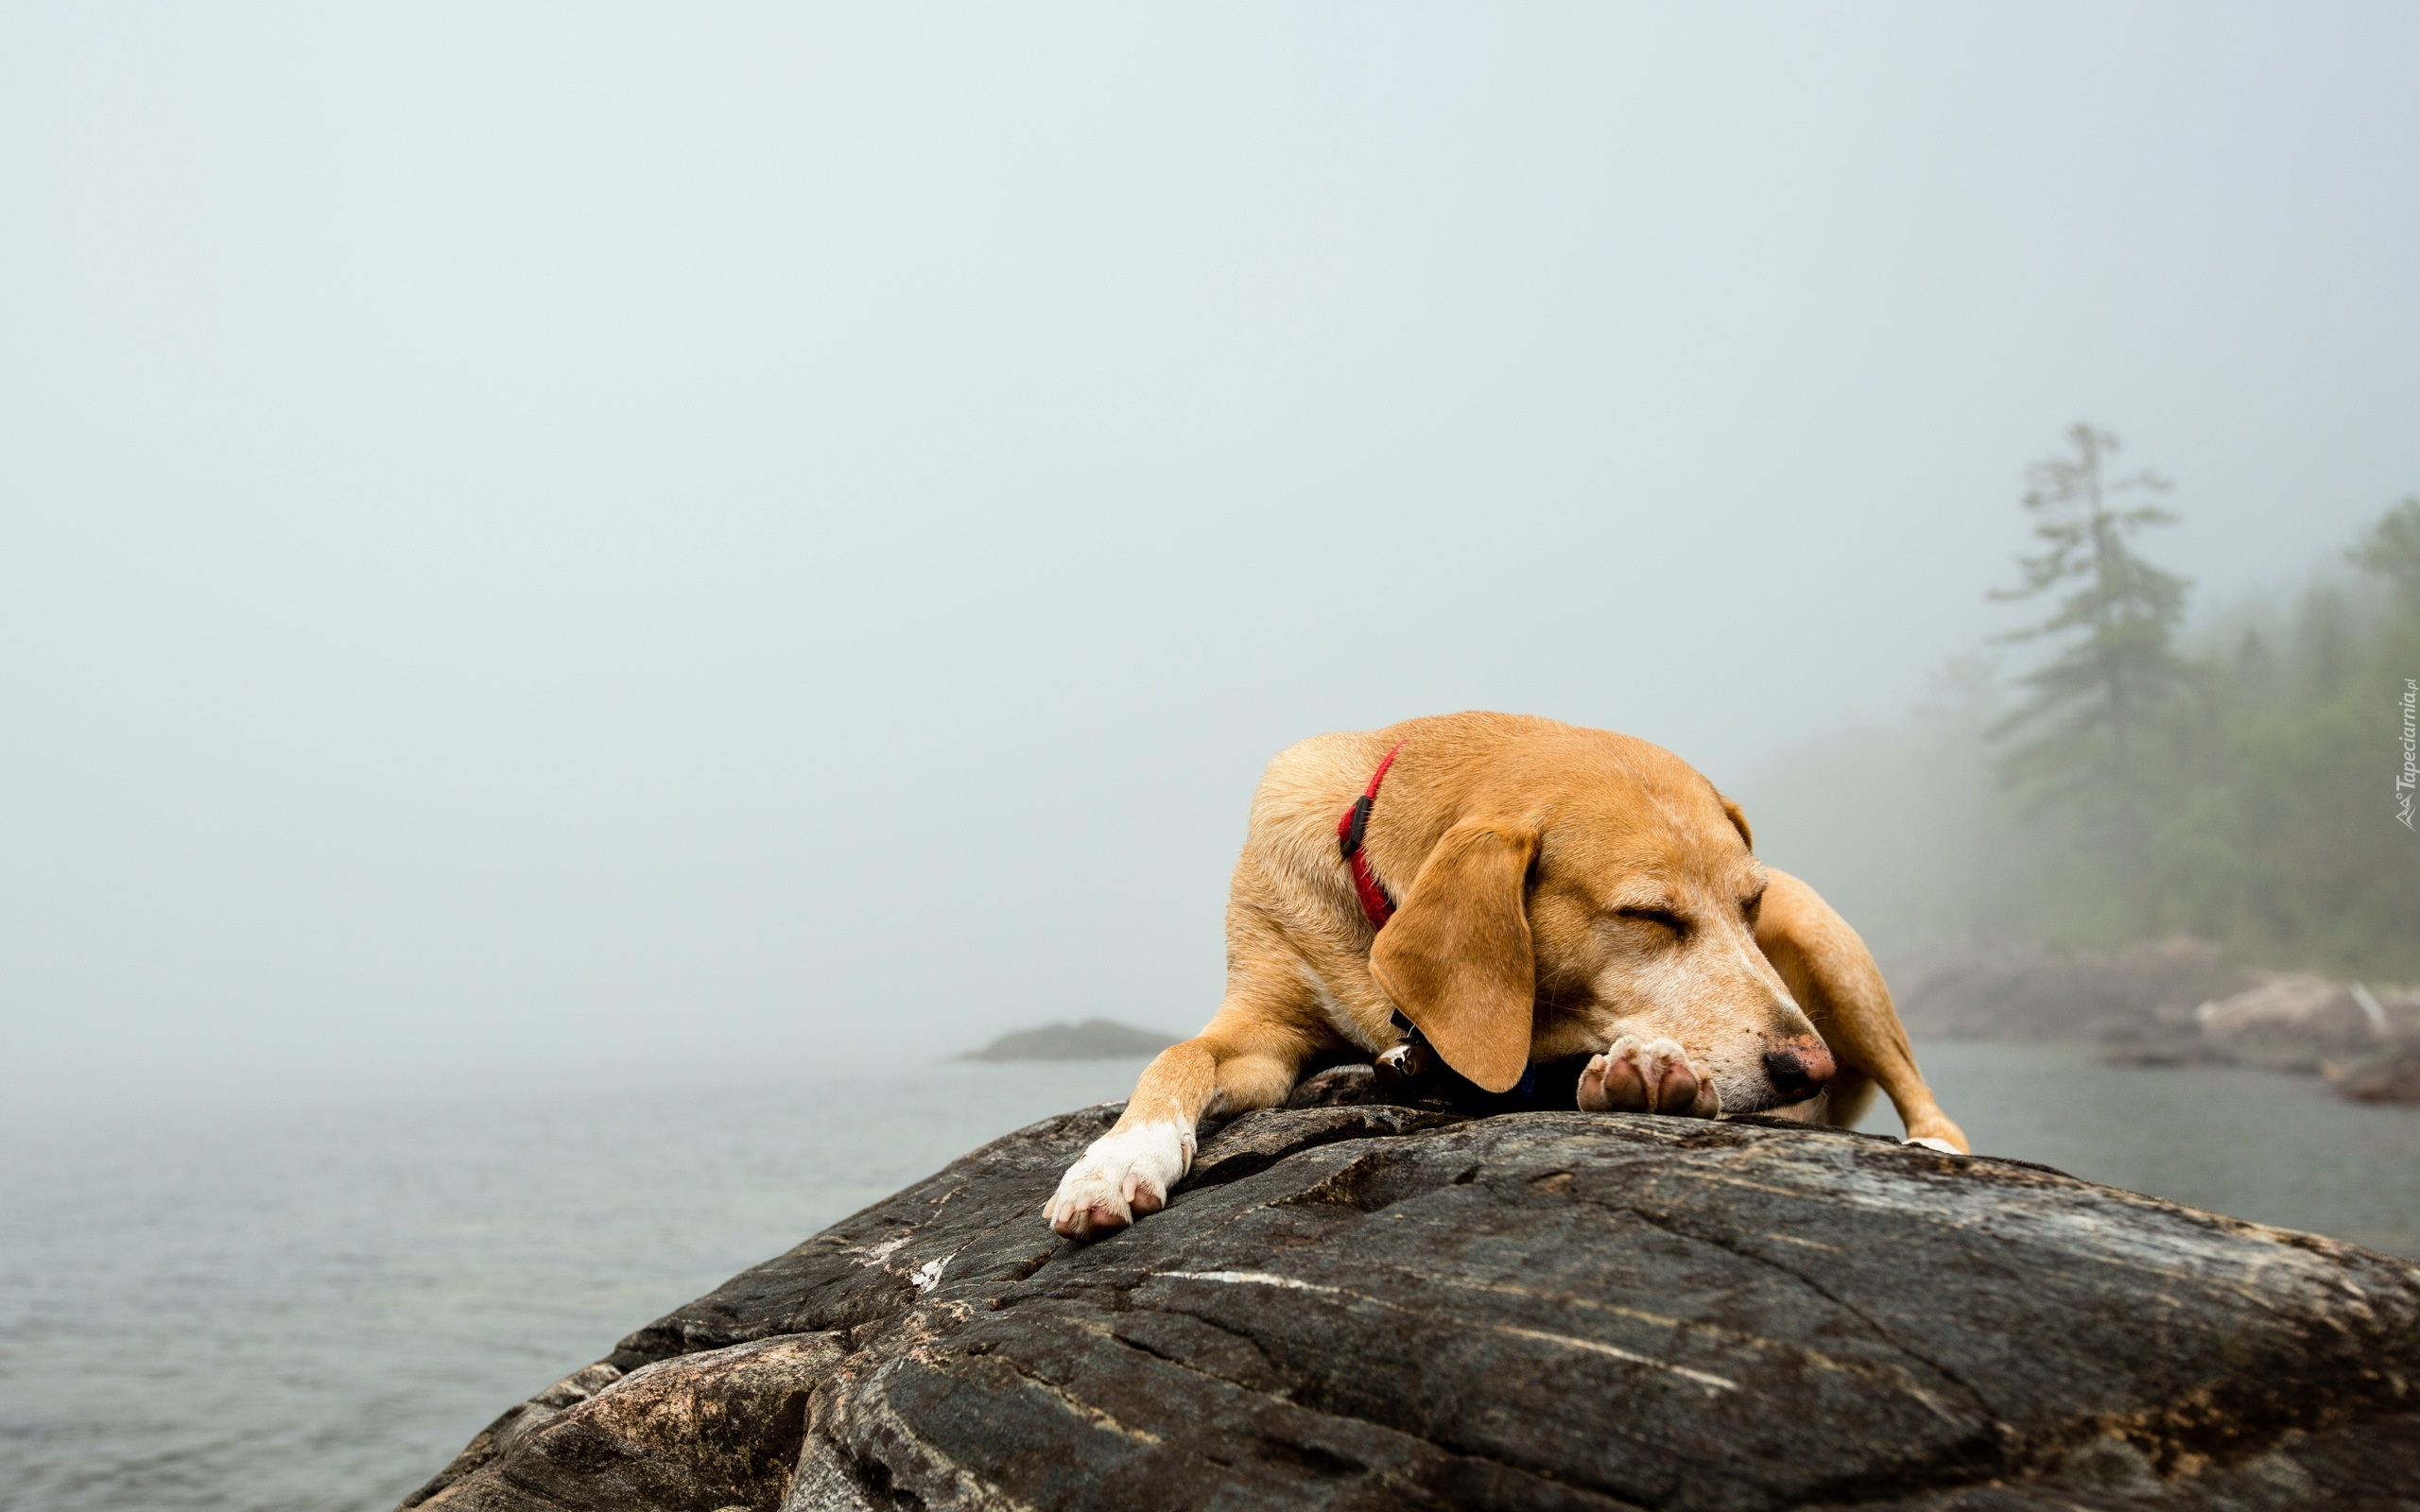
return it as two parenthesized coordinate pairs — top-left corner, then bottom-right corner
(1369, 821), (1537, 1093)
(1719, 794), (1754, 852)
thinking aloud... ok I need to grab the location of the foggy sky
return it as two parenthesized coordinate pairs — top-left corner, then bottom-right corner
(4, 4), (2415, 1118)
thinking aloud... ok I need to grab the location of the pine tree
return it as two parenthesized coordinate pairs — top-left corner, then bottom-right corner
(1990, 423), (2190, 790)
(1984, 423), (2193, 941)
(2351, 494), (2420, 615)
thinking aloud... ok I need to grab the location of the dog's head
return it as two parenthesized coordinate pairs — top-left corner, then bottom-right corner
(1367, 729), (1830, 1112)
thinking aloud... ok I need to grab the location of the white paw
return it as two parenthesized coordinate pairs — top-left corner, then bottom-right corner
(1578, 1035), (1720, 1118)
(1905, 1137), (1963, 1155)
(1045, 1120), (1195, 1241)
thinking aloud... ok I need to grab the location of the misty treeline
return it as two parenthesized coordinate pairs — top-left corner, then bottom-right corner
(1746, 425), (2420, 982)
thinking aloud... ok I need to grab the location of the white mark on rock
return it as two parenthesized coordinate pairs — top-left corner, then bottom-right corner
(1905, 1138), (1962, 1156)
(910, 1258), (947, 1293)
(1486, 1323), (1739, 1393)
(2352, 982), (2390, 1038)
(1158, 1269), (1343, 1295)
(846, 1234), (911, 1264)
(1156, 1270), (1737, 1394)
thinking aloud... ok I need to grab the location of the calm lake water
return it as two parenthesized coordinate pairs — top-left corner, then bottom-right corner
(3, 1044), (2416, 1512)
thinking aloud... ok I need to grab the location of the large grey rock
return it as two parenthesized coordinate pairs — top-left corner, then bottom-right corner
(403, 1096), (2420, 1512)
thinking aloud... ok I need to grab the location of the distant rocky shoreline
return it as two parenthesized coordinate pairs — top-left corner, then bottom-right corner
(1891, 936), (2420, 1103)
(951, 947), (2420, 1100)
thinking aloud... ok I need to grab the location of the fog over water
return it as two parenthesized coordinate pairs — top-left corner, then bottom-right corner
(4, 5), (2417, 1122)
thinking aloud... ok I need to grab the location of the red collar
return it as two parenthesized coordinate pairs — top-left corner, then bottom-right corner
(1335, 742), (1406, 929)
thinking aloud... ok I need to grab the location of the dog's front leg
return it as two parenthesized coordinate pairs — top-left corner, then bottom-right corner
(1046, 1016), (1309, 1241)
(1046, 1041), (1212, 1241)
(1756, 869), (1969, 1154)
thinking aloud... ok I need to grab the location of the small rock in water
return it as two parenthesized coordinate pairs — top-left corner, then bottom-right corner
(2339, 1045), (2420, 1104)
(954, 1018), (1179, 1061)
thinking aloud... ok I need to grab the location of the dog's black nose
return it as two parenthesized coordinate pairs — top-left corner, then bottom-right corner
(1763, 1041), (1835, 1104)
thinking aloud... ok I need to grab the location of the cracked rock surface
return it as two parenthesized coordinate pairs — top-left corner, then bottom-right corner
(400, 1097), (2420, 1511)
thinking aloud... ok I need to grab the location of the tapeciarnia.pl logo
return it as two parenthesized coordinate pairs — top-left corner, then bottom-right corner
(2399, 678), (2417, 832)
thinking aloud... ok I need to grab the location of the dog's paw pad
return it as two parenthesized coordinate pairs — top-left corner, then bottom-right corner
(1579, 1035), (1720, 1118)
(1045, 1121), (1194, 1241)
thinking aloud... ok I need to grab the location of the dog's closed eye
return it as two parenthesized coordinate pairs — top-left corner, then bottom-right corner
(1615, 906), (1688, 939)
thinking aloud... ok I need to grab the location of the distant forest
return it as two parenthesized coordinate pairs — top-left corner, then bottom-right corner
(1744, 426), (2420, 983)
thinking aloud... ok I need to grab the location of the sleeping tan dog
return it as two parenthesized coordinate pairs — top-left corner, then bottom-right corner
(1046, 712), (1968, 1240)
